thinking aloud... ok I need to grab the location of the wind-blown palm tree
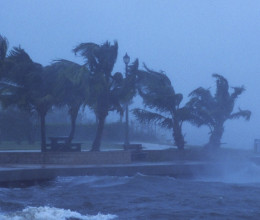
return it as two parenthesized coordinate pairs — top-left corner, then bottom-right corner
(1, 47), (55, 151)
(46, 59), (90, 144)
(187, 74), (251, 149)
(133, 65), (191, 150)
(73, 41), (124, 151)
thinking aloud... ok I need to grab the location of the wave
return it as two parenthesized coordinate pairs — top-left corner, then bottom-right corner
(194, 161), (260, 184)
(0, 206), (117, 220)
(56, 175), (131, 188)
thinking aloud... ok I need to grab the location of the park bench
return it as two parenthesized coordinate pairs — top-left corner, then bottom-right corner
(46, 136), (81, 152)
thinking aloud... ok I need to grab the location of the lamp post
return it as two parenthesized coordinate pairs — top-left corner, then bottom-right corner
(123, 53), (130, 146)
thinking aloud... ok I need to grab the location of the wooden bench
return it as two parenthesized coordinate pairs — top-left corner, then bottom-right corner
(46, 136), (81, 152)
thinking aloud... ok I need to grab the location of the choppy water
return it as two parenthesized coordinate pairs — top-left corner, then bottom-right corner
(1, 162), (260, 220)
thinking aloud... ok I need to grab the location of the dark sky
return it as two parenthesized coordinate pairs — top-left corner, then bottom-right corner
(1, 0), (260, 149)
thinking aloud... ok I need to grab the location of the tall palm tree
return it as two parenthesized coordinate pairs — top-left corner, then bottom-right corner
(133, 65), (191, 150)
(73, 41), (124, 151)
(46, 59), (90, 144)
(187, 74), (251, 149)
(1, 47), (55, 151)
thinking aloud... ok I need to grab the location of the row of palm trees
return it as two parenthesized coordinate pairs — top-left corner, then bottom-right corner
(134, 68), (251, 150)
(0, 34), (251, 151)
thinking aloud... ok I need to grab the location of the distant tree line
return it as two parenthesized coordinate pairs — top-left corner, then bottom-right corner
(0, 35), (251, 151)
(0, 114), (158, 144)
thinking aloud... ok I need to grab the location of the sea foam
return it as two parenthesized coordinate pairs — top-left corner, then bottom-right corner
(0, 206), (117, 220)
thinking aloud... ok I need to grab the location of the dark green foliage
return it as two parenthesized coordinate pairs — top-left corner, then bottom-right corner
(45, 59), (90, 143)
(133, 65), (190, 150)
(74, 41), (125, 151)
(0, 107), (36, 144)
(0, 34), (251, 152)
(1, 47), (55, 151)
(187, 74), (251, 148)
(121, 59), (139, 104)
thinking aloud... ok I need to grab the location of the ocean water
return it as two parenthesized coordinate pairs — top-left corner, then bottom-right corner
(1, 163), (260, 219)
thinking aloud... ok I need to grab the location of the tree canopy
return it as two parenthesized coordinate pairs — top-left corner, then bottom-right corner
(133, 64), (192, 150)
(187, 74), (251, 148)
(0, 34), (252, 151)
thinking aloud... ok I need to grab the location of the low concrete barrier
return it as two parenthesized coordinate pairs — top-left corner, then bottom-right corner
(0, 151), (132, 165)
(0, 162), (211, 184)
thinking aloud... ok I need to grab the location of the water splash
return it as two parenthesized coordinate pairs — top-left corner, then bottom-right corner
(0, 206), (117, 220)
(195, 161), (260, 184)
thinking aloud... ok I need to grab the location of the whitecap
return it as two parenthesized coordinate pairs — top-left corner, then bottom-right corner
(0, 206), (117, 220)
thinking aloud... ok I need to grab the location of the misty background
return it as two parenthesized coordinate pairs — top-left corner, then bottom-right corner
(0, 0), (259, 149)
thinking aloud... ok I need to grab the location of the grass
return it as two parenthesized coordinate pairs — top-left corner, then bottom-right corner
(0, 141), (124, 151)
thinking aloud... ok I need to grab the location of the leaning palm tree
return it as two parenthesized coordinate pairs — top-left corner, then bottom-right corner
(46, 59), (90, 144)
(133, 65), (191, 150)
(187, 74), (251, 149)
(73, 41), (124, 151)
(1, 47), (55, 151)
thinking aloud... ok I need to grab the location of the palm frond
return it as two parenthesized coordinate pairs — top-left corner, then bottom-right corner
(229, 108), (251, 121)
(133, 108), (173, 129)
(136, 65), (177, 113)
(128, 59), (139, 74)
(8, 47), (32, 63)
(174, 93), (183, 107)
(73, 42), (99, 71)
(189, 87), (212, 100)
(132, 108), (166, 123)
(212, 73), (230, 104)
(143, 63), (172, 87)
(230, 86), (245, 101)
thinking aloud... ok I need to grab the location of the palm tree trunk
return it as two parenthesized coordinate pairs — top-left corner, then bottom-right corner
(40, 113), (46, 152)
(124, 103), (130, 145)
(172, 119), (185, 150)
(91, 114), (106, 151)
(68, 106), (79, 144)
(206, 123), (224, 149)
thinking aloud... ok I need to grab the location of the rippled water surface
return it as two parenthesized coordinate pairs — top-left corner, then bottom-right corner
(1, 164), (260, 219)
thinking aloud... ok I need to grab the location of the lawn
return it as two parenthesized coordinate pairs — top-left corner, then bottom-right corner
(0, 141), (124, 151)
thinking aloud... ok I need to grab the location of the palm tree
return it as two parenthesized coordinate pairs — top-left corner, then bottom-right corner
(46, 59), (90, 144)
(1, 47), (55, 151)
(73, 41), (124, 151)
(133, 65), (191, 150)
(187, 74), (251, 149)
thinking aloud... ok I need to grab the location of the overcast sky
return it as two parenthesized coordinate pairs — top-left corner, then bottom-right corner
(1, 0), (260, 149)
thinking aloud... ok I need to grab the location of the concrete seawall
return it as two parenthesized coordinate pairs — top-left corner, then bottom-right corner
(0, 151), (132, 165)
(0, 150), (213, 184)
(0, 149), (252, 184)
(0, 162), (213, 184)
